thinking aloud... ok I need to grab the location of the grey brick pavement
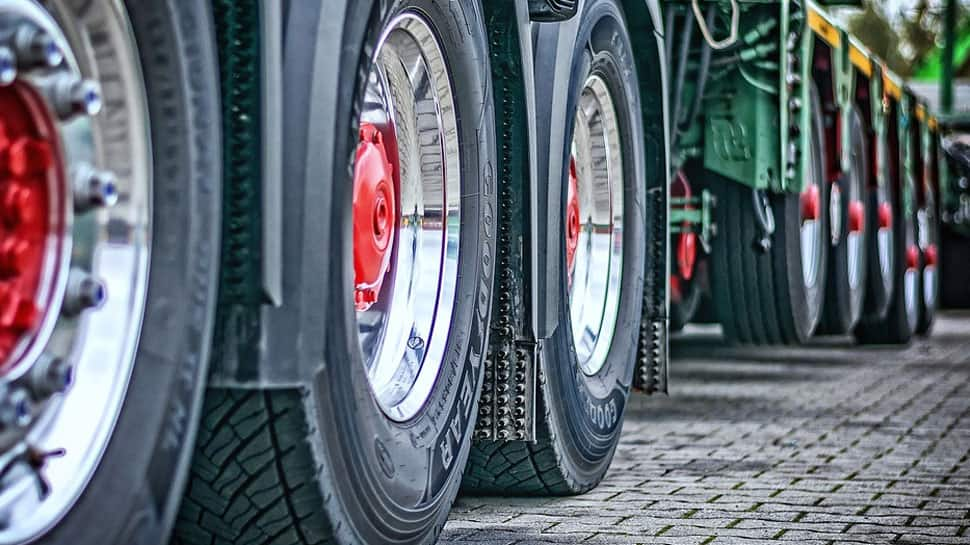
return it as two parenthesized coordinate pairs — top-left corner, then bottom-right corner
(443, 313), (970, 545)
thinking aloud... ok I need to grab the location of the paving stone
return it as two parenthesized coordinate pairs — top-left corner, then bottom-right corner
(443, 313), (970, 544)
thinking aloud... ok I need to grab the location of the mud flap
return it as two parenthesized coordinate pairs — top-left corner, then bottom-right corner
(635, 185), (670, 395)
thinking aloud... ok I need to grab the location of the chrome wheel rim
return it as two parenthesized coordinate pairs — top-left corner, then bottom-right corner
(918, 185), (938, 311)
(903, 182), (919, 329)
(800, 136), (823, 290)
(354, 12), (461, 422)
(846, 141), (866, 292)
(0, 0), (151, 540)
(567, 75), (623, 377)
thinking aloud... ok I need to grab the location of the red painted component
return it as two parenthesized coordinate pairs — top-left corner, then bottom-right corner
(848, 200), (865, 233)
(906, 244), (919, 270)
(0, 84), (60, 371)
(924, 244), (938, 268)
(565, 156), (580, 277)
(671, 170), (697, 281)
(800, 184), (820, 221)
(878, 202), (892, 230)
(353, 123), (396, 312)
(670, 274), (683, 304)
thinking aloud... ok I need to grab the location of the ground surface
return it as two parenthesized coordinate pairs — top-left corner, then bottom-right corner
(443, 313), (970, 544)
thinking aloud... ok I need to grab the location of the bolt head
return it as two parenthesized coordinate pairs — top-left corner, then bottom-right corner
(0, 47), (16, 86)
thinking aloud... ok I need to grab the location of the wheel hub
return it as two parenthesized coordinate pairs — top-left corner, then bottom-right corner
(0, 83), (62, 373)
(566, 156), (580, 278)
(353, 122), (396, 312)
(848, 200), (865, 233)
(801, 184), (820, 221)
(671, 170), (697, 282)
(0, 1), (151, 539)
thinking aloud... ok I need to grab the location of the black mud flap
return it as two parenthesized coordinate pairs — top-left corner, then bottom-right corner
(635, 185), (669, 395)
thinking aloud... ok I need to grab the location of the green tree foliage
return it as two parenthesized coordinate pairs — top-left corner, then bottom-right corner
(846, 0), (970, 78)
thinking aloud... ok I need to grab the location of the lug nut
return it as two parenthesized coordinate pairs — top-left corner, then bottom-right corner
(39, 74), (102, 120)
(12, 26), (63, 68)
(0, 46), (16, 85)
(72, 164), (118, 212)
(0, 386), (33, 429)
(28, 353), (74, 398)
(62, 268), (106, 317)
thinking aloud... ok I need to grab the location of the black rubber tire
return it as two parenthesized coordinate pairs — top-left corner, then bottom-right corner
(941, 224), (970, 308)
(710, 87), (829, 345)
(821, 108), (870, 334)
(462, 0), (645, 495)
(859, 129), (895, 322)
(37, 3), (222, 545)
(173, 2), (496, 544)
(856, 135), (920, 344)
(916, 183), (940, 334)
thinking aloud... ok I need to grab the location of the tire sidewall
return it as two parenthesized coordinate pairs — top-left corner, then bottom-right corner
(545, 0), (645, 479)
(311, 1), (495, 542)
(41, 2), (221, 543)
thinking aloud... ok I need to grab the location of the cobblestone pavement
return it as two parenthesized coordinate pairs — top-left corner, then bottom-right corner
(443, 313), (970, 544)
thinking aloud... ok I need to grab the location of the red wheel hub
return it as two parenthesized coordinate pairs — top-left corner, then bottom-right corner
(671, 170), (697, 281)
(848, 200), (865, 233)
(801, 184), (820, 221)
(353, 123), (397, 312)
(0, 83), (63, 371)
(924, 243), (938, 267)
(906, 244), (920, 271)
(878, 202), (893, 230)
(566, 156), (581, 276)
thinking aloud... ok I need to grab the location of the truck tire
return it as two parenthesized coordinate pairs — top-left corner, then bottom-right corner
(710, 86), (829, 345)
(856, 139), (920, 344)
(821, 108), (869, 333)
(0, 2), (222, 544)
(463, 0), (646, 495)
(941, 224), (970, 308)
(174, 2), (496, 544)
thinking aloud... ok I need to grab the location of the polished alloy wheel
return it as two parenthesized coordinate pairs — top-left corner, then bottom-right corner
(353, 12), (461, 423)
(567, 75), (623, 377)
(0, 0), (150, 540)
(800, 168), (823, 291)
(918, 188), (938, 310)
(845, 145), (867, 293)
(903, 182), (919, 330)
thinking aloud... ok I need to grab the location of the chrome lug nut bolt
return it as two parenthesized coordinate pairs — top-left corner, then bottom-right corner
(0, 46), (16, 85)
(12, 25), (63, 68)
(62, 268), (107, 317)
(28, 353), (75, 398)
(40, 74), (102, 120)
(0, 387), (34, 429)
(73, 164), (118, 212)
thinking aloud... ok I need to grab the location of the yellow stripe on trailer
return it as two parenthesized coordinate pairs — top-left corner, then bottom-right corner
(929, 116), (939, 131)
(849, 43), (873, 77)
(883, 70), (903, 100)
(808, 6), (842, 49)
(915, 104), (927, 122)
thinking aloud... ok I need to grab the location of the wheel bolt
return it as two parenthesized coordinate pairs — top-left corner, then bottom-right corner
(62, 268), (106, 317)
(39, 74), (102, 120)
(0, 386), (33, 429)
(0, 46), (16, 85)
(12, 26), (63, 68)
(28, 353), (74, 398)
(73, 164), (118, 212)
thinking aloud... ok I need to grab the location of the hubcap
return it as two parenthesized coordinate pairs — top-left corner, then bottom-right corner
(903, 182), (919, 329)
(800, 179), (822, 290)
(354, 12), (461, 422)
(567, 75), (623, 377)
(671, 170), (697, 287)
(918, 186), (938, 312)
(0, 0), (151, 540)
